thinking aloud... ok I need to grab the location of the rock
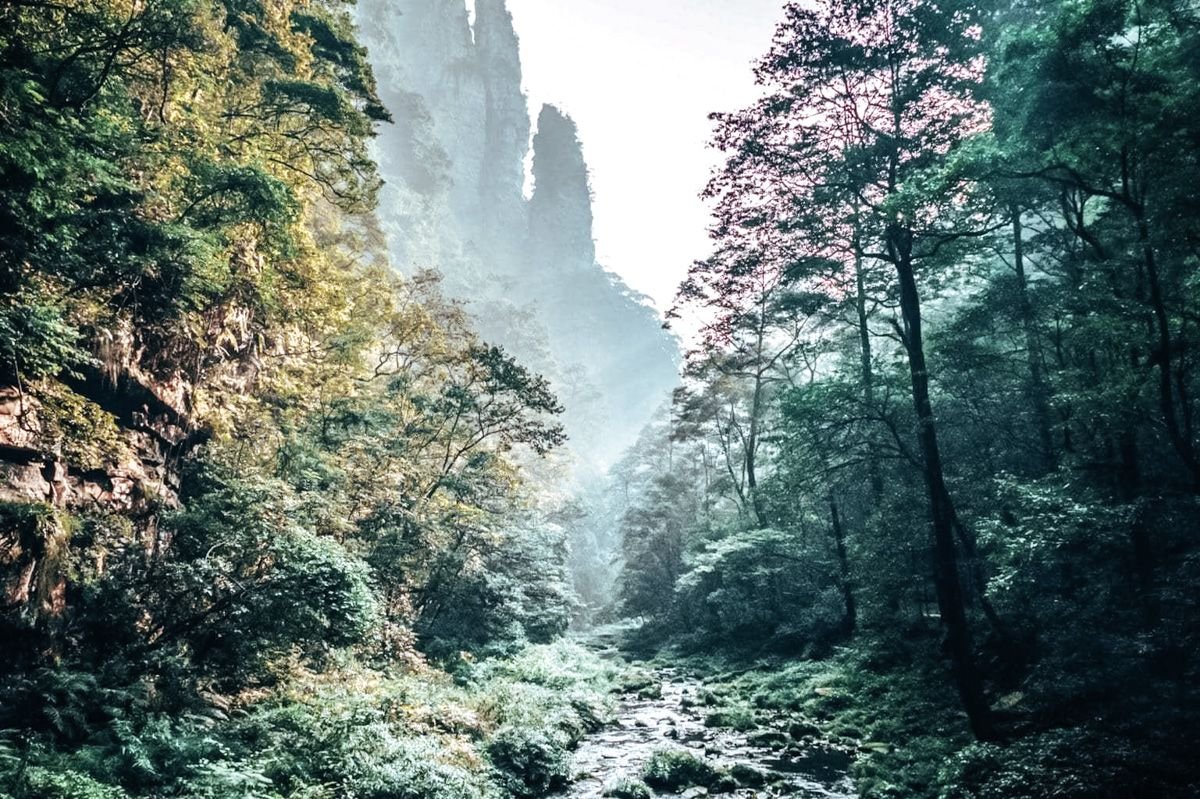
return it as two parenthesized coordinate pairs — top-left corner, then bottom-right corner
(729, 764), (767, 787)
(747, 730), (789, 749)
(637, 683), (664, 700)
(787, 719), (820, 739)
(681, 788), (708, 798)
(998, 691), (1025, 709)
(711, 773), (739, 793)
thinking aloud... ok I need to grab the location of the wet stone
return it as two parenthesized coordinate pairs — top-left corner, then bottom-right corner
(547, 662), (856, 799)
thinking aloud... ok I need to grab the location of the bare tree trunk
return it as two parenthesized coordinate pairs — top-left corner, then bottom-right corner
(854, 249), (884, 503)
(746, 329), (768, 527)
(1011, 206), (1057, 474)
(1134, 211), (1200, 490)
(890, 226), (994, 741)
(830, 499), (856, 637)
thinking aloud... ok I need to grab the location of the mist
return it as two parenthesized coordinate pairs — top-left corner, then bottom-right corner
(355, 0), (681, 614)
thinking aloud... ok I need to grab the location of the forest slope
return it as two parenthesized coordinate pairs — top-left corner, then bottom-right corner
(616, 0), (1200, 796)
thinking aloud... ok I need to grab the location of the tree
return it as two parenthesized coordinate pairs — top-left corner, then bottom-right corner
(705, 0), (998, 738)
(991, 0), (1200, 491)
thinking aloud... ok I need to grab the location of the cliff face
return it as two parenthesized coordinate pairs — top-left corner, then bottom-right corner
(357, 0), (679, 471)
(529, 106), (597, 270)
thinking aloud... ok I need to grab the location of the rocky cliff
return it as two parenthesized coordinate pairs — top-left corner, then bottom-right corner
(356, 0), (679, 471)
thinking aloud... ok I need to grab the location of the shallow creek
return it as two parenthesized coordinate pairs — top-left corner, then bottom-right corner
(553, 660), (858, 798)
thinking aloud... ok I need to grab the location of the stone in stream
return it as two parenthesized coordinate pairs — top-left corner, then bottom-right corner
(747, 730), (789, 749)
(555, 654), (856, 799)
(787, 719), (821, 740)
(729, 764), (767, 787)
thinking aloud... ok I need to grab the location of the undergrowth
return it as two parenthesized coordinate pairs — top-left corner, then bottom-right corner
(0, 641), (617, 799)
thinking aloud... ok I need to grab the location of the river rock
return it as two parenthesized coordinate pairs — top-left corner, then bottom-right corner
(747, 730), (789, 749)
(730, 763), (767, 787)
(788, 719), (820, 739)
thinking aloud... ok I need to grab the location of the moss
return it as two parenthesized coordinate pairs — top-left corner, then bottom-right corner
(641, 748), (721, 791)
(729, 763), (766, 787)
(703, 704), (757, 731)
(617, 669), (657, 694)
(636, 682), (663, 700)
(31, 380), (132, 471)
(788, 719), (821, 739)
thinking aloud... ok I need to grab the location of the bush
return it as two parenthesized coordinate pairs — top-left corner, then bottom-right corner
(936, 730), (1192, 799)
(15, 768), (130, 799)
(603, 776), (652, 799)
(640, 748), (720, 791)
(485, 726), (569, 797)
(703, 704), (756, 731)
(144, 462), (380, 684)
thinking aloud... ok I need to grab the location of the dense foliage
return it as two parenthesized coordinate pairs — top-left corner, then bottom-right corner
(621, 0), (1200, 794)
(0, 0), (581, 795)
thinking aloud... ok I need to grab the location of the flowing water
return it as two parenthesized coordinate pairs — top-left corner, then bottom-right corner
(553, 646), (858, 798)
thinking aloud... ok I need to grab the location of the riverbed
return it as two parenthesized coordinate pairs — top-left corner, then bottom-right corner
(552, 655), (858, 798)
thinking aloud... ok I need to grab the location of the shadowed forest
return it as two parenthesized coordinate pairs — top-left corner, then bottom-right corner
(0, 0), (1197, 797)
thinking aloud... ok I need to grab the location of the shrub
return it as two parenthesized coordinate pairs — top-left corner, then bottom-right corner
(603, 776), (652, 799)
(17, 768), (130, 799)
(485, 725), (569, 797)
(703, 704), (756, 731)
(641, 748), (720, 791)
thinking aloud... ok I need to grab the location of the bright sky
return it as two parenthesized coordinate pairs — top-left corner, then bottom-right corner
(504, 0), (786, 313)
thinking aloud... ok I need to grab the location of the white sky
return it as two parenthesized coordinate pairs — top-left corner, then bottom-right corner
(504, 0), (785, 313)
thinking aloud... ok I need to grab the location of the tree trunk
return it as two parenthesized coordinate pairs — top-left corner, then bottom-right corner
(855, 249), (884, 503)
(1134, 209), (1200, 490)
(889, 225), (994, 741)
(746, 367), (768, 528)
(1011, 206), (1056, 474)
(830, 499), (856, 637)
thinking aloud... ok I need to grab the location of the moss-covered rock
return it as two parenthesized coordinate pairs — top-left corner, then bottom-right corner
(729, 763), (767, 787)
(641, 748), (721, 791)
(703, 704), (756, 731)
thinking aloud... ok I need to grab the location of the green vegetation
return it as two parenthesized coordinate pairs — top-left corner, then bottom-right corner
(0, 0), (587, 796)
(602, 776), (652, 799)
(3, 0), (1199, 795)
(619, 0), (1200, 795)
(640, 748), (721, 792)
(0, 641), (615, 799)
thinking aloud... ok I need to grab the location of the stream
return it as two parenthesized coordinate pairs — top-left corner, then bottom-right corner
(554, 643), (858, 798)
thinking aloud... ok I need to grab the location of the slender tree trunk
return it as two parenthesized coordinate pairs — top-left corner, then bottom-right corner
(746, 364), (768, 528)
(1011, 206), (1056, 474)
(830, 499), (856, 637)
(1134, 209), (1200, 490)
(855, 249), (884, 504)
(889, 226), (994, 741)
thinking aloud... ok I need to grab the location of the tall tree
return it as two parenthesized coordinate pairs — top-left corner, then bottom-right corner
(992, 0), (1200, 490)
(706, 0), (998, 738)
